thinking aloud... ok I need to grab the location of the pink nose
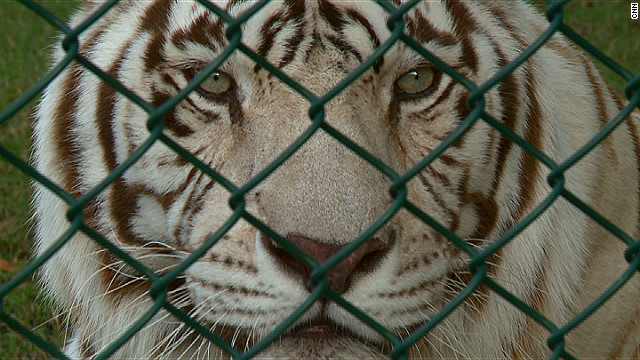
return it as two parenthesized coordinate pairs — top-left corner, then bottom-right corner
(263, 233), (386, 294)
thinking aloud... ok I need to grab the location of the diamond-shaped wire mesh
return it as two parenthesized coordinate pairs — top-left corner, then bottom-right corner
(1, 0), (639, 359)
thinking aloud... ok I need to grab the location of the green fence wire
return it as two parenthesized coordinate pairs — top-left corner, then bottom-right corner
(1, 0), (639, 359)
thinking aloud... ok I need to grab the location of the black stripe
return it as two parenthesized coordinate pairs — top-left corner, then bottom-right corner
(419, 173), (460, 232)
(406, 7), (457, 46)
(174, 170), (208, 243)
(345, 8), (384, 72)
(257, 0), (306, 69)
(443, 0), (480, 73)
(170, 12), (223, 52)
(154, 74), (197, 137)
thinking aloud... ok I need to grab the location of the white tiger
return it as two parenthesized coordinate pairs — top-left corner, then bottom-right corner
(32, 0), (640, 359)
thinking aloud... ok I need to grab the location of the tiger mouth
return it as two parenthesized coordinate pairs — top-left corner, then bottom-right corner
(207, 316), (390, 355)
(281, 317), (391, 354)
(286, 317), (374, 340)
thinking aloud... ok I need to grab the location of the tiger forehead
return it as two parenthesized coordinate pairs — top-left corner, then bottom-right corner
(160, 0), (462, 67)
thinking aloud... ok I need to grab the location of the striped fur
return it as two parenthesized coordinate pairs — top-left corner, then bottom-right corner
(33, 1), (640, 358)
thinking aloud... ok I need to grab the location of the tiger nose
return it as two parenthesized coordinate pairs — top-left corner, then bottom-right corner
(262, 233), (386, 294)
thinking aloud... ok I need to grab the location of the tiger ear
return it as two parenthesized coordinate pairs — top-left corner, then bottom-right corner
(82, 0), (108, 11)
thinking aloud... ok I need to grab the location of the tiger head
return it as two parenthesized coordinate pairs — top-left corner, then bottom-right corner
(33, 0), (640, 359)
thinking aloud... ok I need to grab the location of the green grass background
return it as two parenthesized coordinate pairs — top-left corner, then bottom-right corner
(0, 0), (638, 358)
(1, 1), (81, 358)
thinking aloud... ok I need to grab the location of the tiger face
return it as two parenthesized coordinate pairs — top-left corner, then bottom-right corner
(33, 0), (640, 359)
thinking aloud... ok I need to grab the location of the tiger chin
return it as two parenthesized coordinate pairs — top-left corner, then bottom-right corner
(32, 0), (640, 359)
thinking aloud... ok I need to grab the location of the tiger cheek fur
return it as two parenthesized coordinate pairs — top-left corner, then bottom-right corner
(32, 0), (640, 359)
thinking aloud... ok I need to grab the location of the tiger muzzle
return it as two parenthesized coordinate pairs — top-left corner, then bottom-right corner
(261, 233), (389, 294)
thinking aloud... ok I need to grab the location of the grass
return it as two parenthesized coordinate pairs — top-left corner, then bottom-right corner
(530, 0), (640, 95)
(0, 0), (638, 358)
(0, 1), (80, 358)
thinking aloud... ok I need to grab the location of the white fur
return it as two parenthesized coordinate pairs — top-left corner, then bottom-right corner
(33, 1), (640, 359)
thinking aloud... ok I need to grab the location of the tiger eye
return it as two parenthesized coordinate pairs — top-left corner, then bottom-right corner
(199, 71), (232, 95)
(396, 67), (435, 94)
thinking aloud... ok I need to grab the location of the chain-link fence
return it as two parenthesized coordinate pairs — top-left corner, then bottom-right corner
(1, 0), (639, 359)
